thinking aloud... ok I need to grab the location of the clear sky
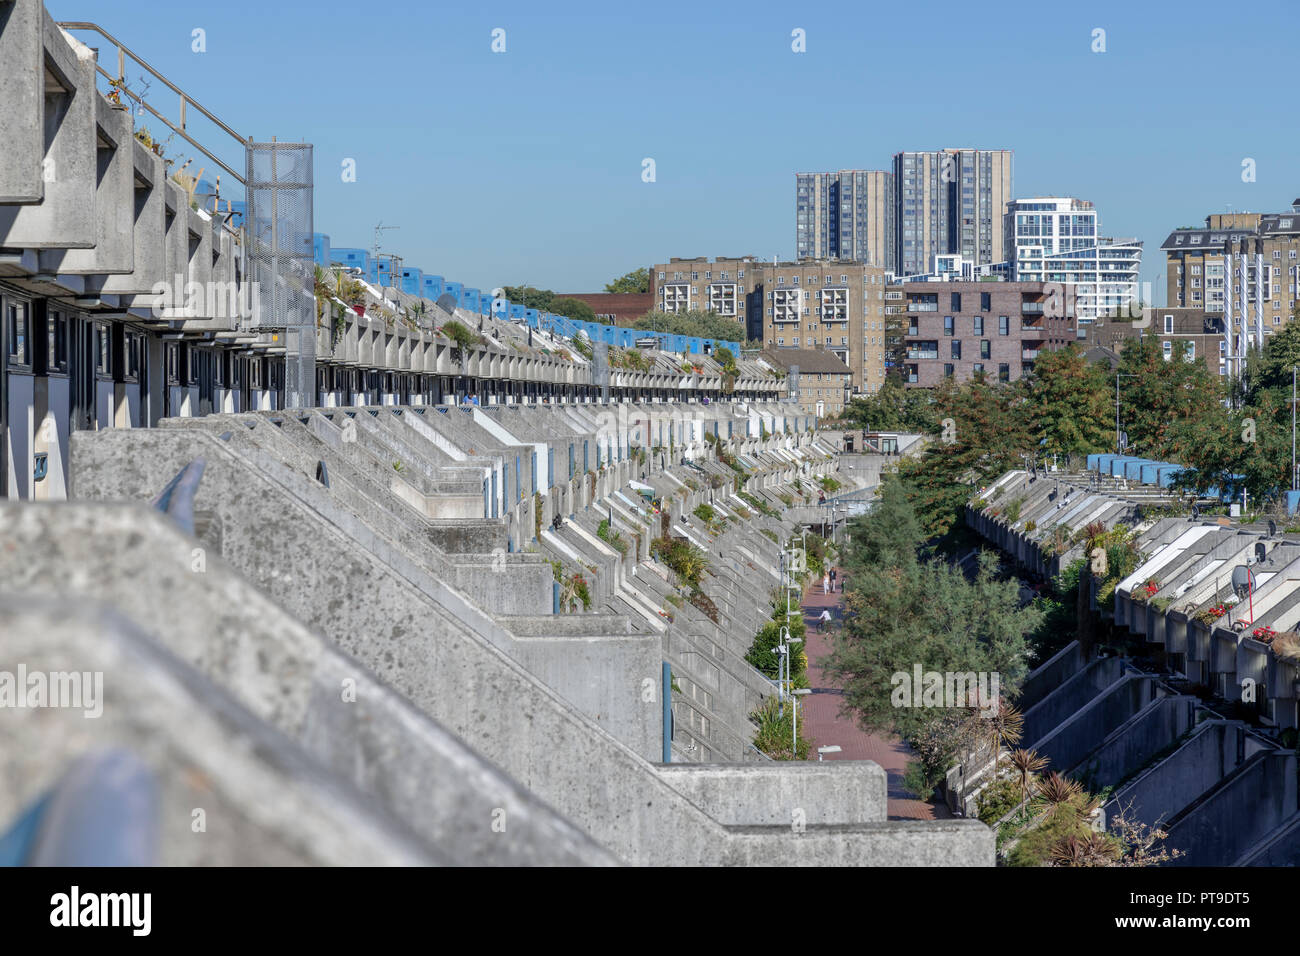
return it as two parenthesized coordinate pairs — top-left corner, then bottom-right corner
(48, 0), (1300, 303)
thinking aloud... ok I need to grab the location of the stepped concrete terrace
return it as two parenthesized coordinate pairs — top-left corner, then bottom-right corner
(49, 401), (989, 865)
(961, 465), (1300, 863)
(0, 0), (991, 865)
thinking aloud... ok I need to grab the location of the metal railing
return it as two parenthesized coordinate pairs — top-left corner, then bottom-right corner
(57, 22), (249, 186)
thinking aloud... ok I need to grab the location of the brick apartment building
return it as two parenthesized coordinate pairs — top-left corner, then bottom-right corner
(753, 261), (890, 394)
(648, 257), (763, 323)
(759, 348), (854, 416)
(895, 280), (1076, 386)
(649, 257), (891, 395)
(1078, 307), (1227, 378)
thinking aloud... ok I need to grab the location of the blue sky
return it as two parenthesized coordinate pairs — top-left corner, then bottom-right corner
(50, 0), (1300, 301)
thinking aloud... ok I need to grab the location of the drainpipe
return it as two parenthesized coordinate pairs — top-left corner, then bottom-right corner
(662, 661), (673, 763)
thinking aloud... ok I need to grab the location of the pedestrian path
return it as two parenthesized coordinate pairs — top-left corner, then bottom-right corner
(799, 569), (951, 821)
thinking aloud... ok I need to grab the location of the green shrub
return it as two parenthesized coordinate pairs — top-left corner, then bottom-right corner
(751, 697), (811, 761)
(442, 320), (478, 355)
(977, 777), (1022, 825)
(652, 536), (708, 588)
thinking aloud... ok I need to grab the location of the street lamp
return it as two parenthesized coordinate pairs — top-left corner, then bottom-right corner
(792, 687), (811, 756)
(1114, 372), (1136, 454)
(817, 745), (842, 762)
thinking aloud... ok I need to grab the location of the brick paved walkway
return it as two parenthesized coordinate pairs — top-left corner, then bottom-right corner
(798, 570), (950, 821)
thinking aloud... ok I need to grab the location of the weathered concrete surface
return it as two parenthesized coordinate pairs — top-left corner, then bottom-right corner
(0, 503), (617, 866)
(656, 762), (888, 826)
(65, 428), (993, 865)
(0, 597), (439, 865)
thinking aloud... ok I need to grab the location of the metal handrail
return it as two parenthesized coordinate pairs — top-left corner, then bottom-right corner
(56, 21), (249, 186)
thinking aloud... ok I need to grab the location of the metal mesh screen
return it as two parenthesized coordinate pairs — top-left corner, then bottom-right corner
(245, 142), (314, 407)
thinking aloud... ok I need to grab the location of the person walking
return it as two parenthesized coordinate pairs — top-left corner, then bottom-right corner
(823, 572), (830, 595)
(829, 568), (837, 588)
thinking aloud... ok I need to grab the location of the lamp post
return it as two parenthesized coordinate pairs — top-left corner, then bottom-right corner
(817, 745), (842, 762)
(792, 687), (811, 757)
(1115, 372), (1136, 454)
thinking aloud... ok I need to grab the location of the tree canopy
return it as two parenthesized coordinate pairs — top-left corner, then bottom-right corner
(502, 286), (597, 324)
(604, 268), (649, 294)
(631, 309), (748, 343)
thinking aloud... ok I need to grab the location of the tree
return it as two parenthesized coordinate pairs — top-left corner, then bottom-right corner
(838, 380), (940, 433)
(897, 376), (1034, 543)
(632, 309), (747, 343)
(503, 285), (554, 312)
(551, 296), (597, 324)
(826, 479), (1041, 751)
(605, 268), (649, 294)
(1116, 336), (1224, 461)
(1024, 345), (1112, 460)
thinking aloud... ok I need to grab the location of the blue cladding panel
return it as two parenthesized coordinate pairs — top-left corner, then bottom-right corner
(312, 233), (331, 267)
(399, 268), (423, 296)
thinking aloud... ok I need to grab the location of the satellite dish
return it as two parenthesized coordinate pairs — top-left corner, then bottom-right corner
(434, 293), (458, 315)
(490, 287), (504, 298)
(1268, 519), (1277, 537)
(1254, 542), (1267, 563)
(1191, 505), (1201, 519)
(1231, 565), (1253, 597)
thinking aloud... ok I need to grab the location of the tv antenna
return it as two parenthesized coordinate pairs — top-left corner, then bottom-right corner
(372, 222), (401, 288)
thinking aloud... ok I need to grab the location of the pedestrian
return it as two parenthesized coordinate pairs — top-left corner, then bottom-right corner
(839, 575), (847, 593)
(830, 568), (837, 586)
(823, 572), (830, 594)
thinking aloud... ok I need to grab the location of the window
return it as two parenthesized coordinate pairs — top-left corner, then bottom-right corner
(973, 363), (984, 374)
(5, 300), (30, 367)
(943, 363), (954, 378)
(1164, 314), (1173, 333)
(973, 315), (984, 336)
(951, 340), (961, 360)
(998, 315), (1009, 335)
(944, 315), (954, 336)
(951, 292), (961, 310)
(1186, 342), (1196, 362)
(981, 292), (991, 311)
(1162, 341), (1173, 361)
(166, 343), (180, 384)
(998, 363), (1010, 383)
(980, 340), (990, 359)
(95, 323), (110, 376)
(46, 310), (67, 374)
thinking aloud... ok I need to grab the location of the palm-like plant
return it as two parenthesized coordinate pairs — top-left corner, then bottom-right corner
(977, 701), (1024, 769)
(1008, 748), (1048, 801)
(1051, 832), (1119, 867)
(1034, 772), (1083, 820)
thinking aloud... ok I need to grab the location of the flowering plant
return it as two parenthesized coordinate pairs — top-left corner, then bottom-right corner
(1253, 626), (1277, 643)
(1134, 579), (1161, 604)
